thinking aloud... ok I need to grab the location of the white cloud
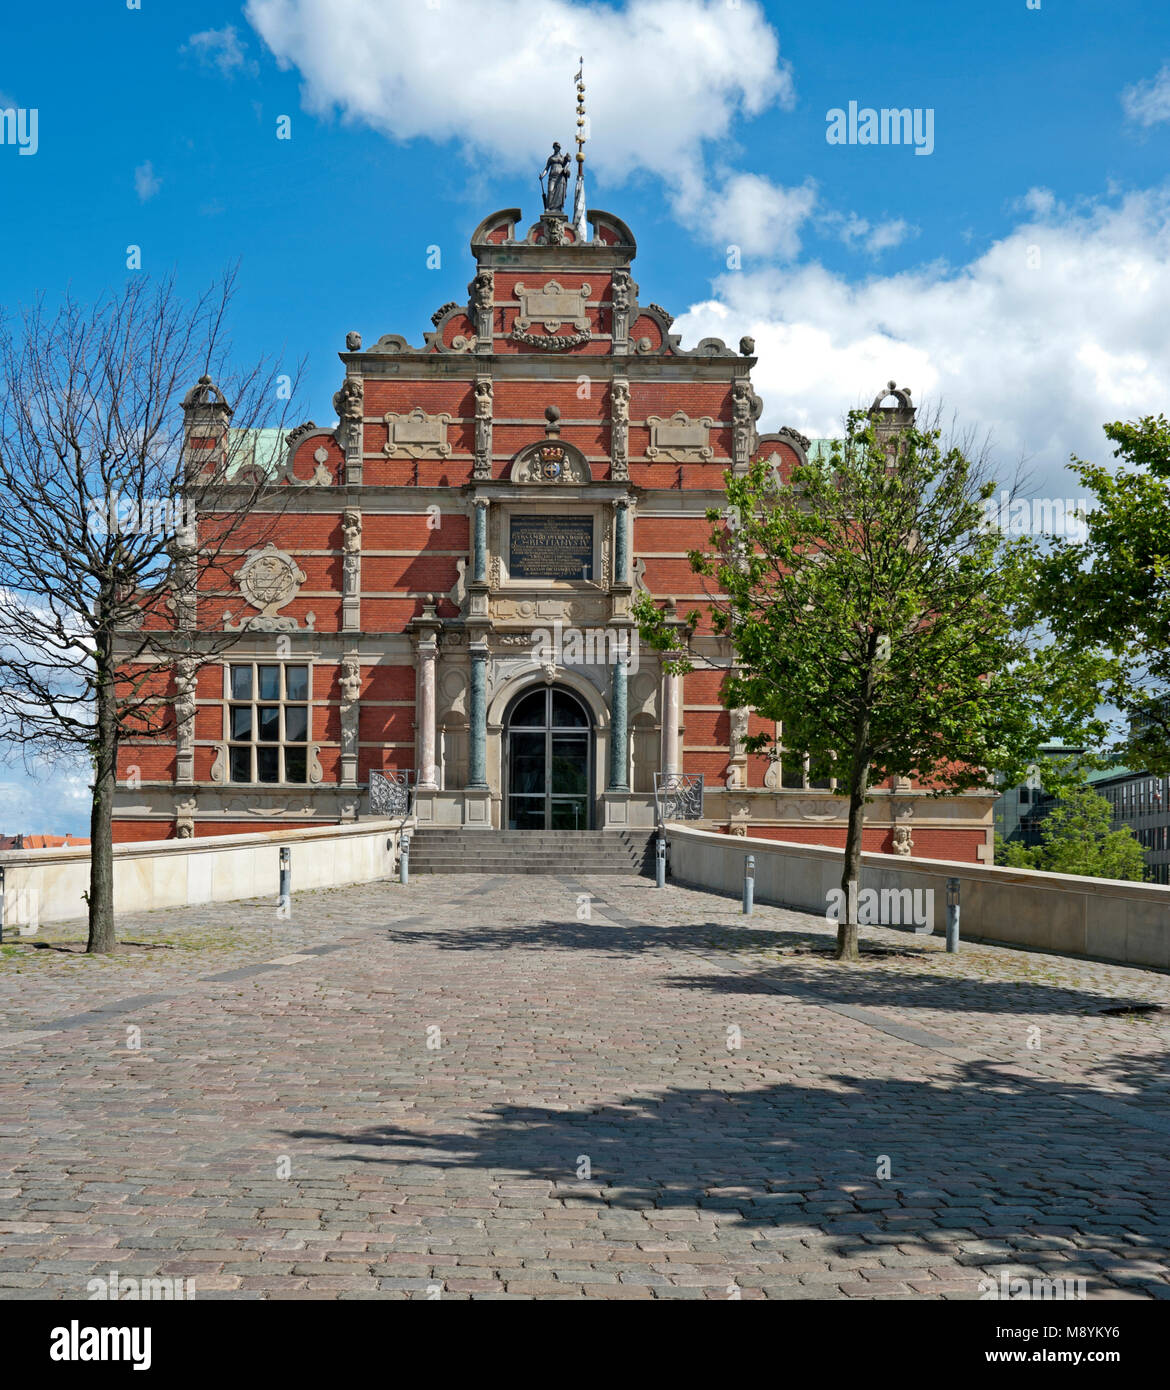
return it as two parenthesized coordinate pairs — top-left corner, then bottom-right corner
(183, 25), (258, 79)
(0, 762), (91, 840)
(673, 187), (1170, 495)
(1122, 63), (1170, 127)
(835, 212), (917, 256)
(134, 160), (161, 202)
(688, 171), (817, 260)
(245, 0), (791, 188)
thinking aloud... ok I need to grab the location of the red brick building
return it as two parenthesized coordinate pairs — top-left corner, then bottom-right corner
(112, 191), (993, 862)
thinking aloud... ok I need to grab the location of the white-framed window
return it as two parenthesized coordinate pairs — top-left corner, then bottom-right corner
(226, 662), (311, 784)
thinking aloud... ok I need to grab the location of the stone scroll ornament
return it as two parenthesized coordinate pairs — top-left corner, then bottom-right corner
(225, 543), (316, 633)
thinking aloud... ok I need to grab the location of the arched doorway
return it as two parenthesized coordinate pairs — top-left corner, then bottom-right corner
(504, 685), (594, 829)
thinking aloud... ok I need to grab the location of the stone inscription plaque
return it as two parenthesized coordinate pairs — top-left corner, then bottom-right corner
(509, 515), (594, 581)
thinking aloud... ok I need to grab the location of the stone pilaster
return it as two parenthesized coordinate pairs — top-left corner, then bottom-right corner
(731, 378), (759, 476)
(339, 653), (361, 789)
(174, 657), (197, 787)
(341, 508), (361, 632)
(334, 368), (364, 486)
(610, 377), (630, 481)
(470, 269), (494, 354)
(611, 269), (633, 355)
(473, 375), (493, 480)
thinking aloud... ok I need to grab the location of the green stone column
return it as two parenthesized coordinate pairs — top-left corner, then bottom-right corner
(468, 641), (488, 789)
(473, 498), (488, 584)
(608, 654), (629, 792)
(614, 497), (631, 585)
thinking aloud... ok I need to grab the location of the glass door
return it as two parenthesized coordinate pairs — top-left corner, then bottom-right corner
(506, 687), (592, 829)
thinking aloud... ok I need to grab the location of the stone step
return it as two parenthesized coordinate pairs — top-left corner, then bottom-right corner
(403, 828), (653, 877)
(411, 864), (636, 875)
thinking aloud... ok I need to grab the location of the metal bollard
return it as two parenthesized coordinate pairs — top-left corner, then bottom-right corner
(0, 863), (5, 945)
(400, 832), (411, 886)
(655, 835), (666, 889)
(743, 854), (755, 915)
(946, 877), (960, 953)
(278, 846), (291, 914)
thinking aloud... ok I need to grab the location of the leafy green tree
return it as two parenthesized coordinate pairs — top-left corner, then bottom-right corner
(636, 409), (1112, 962)
(995, 786), (1146, 881)
(1029, 416), (1170, 771)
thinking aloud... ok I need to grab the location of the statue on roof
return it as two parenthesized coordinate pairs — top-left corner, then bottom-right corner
(540, 142), (571, 213)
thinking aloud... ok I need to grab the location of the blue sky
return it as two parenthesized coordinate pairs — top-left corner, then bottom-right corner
(2, 0), (1169, 833)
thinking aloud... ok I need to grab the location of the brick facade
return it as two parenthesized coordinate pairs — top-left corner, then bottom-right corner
(112, 199), (994, 862)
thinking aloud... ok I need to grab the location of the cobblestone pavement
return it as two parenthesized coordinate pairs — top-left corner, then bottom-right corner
(2, 872), (1169, 1300)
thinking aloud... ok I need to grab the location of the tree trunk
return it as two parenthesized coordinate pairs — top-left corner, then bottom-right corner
(87, 656), (117, 954)
(837, 758), (870, 961)
(837, 663), (874, 961)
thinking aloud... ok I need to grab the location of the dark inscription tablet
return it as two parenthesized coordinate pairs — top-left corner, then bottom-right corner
(509, 515), (594, 580)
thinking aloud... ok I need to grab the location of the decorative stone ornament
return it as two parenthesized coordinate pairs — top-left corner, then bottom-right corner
(227, 543), (314, 632)
(383, 406), (453, 459)
(513, 280), (591, 334)
(647, 410), (714, 462)
(473, 378), (493, 480)
(174, 658), (197, 785)
(731, 381), (763, 473)
(611, 378), (630, 481)
(469, 269), (494, 346)
(510, 440), (591, 485)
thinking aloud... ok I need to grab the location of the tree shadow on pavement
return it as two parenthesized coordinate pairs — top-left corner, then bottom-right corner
(281, 1052), (1170, 1298)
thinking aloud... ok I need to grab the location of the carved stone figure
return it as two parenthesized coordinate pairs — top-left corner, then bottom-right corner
(732, 381), (761, 471)
(174, 796), (198, 839)
(892, 825), (915, 857)
(334, 376), (363, 423)
(342, 510), (362, 553)
(474, 378), (493, 476)
(540, 142), (571, 212)
(340, 658), (362, 703)
(471, 270), (494, 315)
(610, 378), (630, 480)
(174, 660), (197, 730)
(345, 330), (362, 352)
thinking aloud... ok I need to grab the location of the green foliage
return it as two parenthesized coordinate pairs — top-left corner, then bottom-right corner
(1028, 415), (1170, 772)
(994, 786), (1147, 881)
(634, 410), (1111, 802)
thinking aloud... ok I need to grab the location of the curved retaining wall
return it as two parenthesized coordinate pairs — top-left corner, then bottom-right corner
(665, 823), (1170, 970)
(0, 819), (409, 929)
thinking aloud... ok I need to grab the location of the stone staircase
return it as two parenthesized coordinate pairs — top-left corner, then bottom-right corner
(406, 828), (654, 877)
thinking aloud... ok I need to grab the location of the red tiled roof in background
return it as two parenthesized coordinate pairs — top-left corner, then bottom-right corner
(0, 833), (91, 850)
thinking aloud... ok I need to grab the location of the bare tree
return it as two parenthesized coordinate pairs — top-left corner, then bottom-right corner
(0, 271), (302, 952)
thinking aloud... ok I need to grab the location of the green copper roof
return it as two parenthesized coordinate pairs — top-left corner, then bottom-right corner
(224, 427), (286, 480)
